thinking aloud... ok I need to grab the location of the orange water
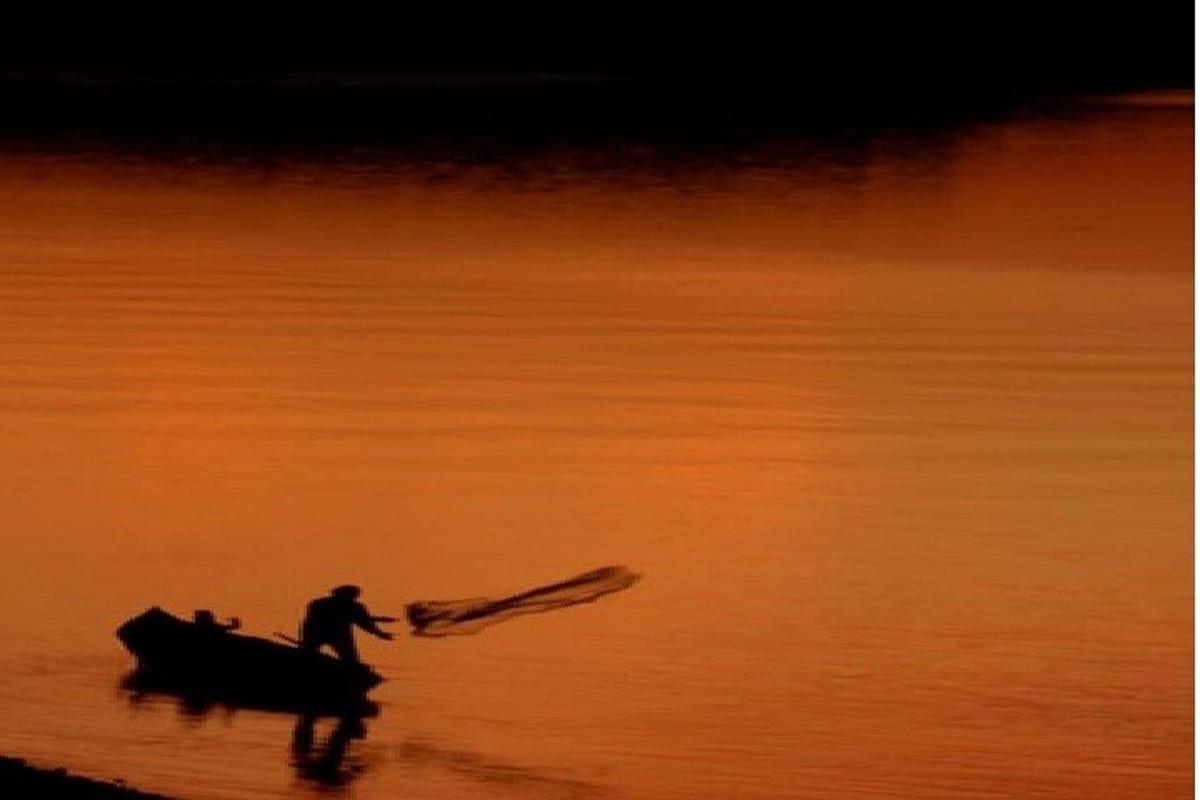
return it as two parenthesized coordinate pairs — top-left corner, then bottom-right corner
(0, 93), (1191, 799)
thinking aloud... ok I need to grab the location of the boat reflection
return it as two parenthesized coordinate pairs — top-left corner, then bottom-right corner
(121, 669), (378, 790)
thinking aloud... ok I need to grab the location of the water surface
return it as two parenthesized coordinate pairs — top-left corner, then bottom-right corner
(0, 93), (1191, 799)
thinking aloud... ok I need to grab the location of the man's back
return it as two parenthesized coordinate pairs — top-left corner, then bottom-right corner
(304, 597), (343, 637)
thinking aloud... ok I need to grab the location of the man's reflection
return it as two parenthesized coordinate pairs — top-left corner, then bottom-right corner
(122, 670), (377, 790)
(291, 712), (370, 788)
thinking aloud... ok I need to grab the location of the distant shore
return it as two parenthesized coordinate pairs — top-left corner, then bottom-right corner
(0, 756), (168, 799)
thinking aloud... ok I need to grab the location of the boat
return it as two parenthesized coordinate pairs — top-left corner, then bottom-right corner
(116, 607), (382, 710)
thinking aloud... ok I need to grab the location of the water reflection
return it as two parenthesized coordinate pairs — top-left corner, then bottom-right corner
(291, 713), (371, 789)
(117, 673), (608, 796)
(121, 671), (379, 791)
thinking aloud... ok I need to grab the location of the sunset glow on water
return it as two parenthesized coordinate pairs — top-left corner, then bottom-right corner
(0, 93), (1191, 798)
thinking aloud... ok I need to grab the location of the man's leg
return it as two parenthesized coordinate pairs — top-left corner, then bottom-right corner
(330, 633), (360, 664)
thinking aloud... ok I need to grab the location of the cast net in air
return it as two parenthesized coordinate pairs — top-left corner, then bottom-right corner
(405, 565), (640, 637)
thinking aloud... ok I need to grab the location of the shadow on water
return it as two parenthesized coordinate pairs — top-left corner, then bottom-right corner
(120, 670), (378, 790)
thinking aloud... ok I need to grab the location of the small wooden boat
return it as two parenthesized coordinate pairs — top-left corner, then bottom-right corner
(116, 607), (382, 709)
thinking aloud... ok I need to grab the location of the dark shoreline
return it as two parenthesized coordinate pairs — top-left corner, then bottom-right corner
(0, 756), (169, 799)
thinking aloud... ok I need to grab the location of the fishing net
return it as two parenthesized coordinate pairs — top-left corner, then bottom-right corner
(405, 565), (640, 637)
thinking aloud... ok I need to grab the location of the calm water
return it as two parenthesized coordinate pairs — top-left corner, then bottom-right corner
(0, 93), (1191, 799)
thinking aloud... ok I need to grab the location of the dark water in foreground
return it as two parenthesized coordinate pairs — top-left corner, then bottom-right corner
(0, 93), (1191, 799)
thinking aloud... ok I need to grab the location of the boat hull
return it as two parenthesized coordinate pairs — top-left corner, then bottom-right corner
(116, 608), (382, 709)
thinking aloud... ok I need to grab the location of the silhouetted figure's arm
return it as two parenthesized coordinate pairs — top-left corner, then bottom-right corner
(352, 603), (394, 640)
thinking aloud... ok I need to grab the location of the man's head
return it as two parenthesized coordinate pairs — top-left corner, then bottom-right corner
(331, 584), (362, 601)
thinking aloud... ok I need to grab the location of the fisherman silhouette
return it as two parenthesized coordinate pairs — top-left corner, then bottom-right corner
(300, 585), (395, 664)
